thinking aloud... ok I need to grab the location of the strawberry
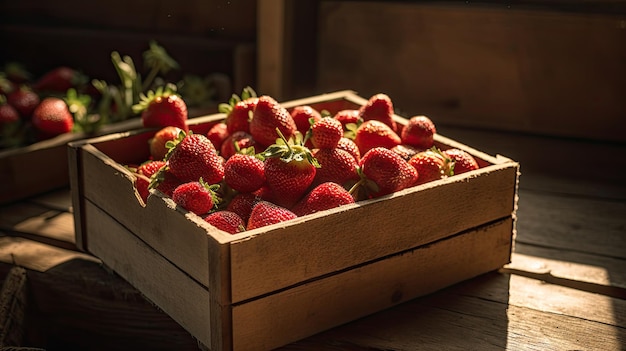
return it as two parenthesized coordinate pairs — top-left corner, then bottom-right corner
(206, 122), (229, 151)
(408, 148), (453, 185)
(336, 137), (361, 162)
(149, 126), (184, 161)
(7, 86), (40, 119)
(172, 178), (219, 215)
(31, 97), (74, 137)
(223, 151), (266, 193)
(219, 86), (258, 134)
(292, 182), (355, 217)
(333, 109), (361, 129)
(358, 93), (397, 132)
(352, 147), (418, 199)
(32, 66), (86, 93)
(133, 86), (188, 133)
(353, 120), (401, 155)
(308, 117), (343, 149)
(311, 148), (358, 187)
(246, 200), (297, 230)
(391, 144), (422, 161)
(151, 167), (183, 197)
(164, 131), (224, 184)
(204, 211), (246, 234)
(133, 172), (151, 205)
(137, 160), (166, 178)
(0, 98), (19, 125)
(401, 115), (436, 149)
(262, 130), (319, 208)
(291, 105), (322, 135)
(226, 192), (261, 224)
(249, 95), (297, 148)
(220, 130), (257, 160)
(443, 148), (480, 175)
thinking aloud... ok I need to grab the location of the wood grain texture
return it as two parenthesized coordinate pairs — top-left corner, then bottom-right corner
(229, 162), (517, 303)
(84, 200), (213, 347)
(279, 272), (626, 351)
(232, 218), (513, 351)
(316, 2), (626, 142)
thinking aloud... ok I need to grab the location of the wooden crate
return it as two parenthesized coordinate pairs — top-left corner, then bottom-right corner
(0, 119), (143, 205)
(68, 90), (519, 351)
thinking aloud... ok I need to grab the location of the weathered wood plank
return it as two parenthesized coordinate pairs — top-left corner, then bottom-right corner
(0, 236), (97, 272)
(515, 190), (626, 259)
(316, 2), (626, 142)
(0, 266), (28, 348)
(507, 245), (626, 298)
(232, 218), (513, 351)
(279, 273), (626, 350)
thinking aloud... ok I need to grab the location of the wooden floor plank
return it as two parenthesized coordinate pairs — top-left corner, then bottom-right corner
(279, 272), (626, 351)
(506, 244), (626, 298)
(515, 189), (626, 259)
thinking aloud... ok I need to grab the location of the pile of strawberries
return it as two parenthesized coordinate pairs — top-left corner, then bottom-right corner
(128, 87), (480, 234)
(0, 66), (89, 149)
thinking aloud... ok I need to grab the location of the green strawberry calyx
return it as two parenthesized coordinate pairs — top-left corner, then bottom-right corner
(347, 166), (379, 201)
(131, 83), (179, 115)
(217, 86), (257, 115)
(261, 128), (320, 168)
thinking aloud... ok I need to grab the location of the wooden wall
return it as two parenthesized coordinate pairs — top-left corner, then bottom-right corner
(258, 1), (626, 143)
(0, 0), (257, 91)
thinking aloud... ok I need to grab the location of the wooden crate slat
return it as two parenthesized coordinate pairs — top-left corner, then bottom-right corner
(232, 217), (513, 351)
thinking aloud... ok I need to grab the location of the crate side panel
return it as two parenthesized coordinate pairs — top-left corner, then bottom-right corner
(230, 162), (518, 303)
(84, 200), (213, 346)
(79, 145), (213, 286)
(0, 144), (69, 205)
(231, 217), (514, 351)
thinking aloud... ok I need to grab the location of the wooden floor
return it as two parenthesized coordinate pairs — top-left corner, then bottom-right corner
(1, 127), (625, 350)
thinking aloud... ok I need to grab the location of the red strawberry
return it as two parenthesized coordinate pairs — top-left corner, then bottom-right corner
(292, 182), (355, 217)
(249, 95), (297, 148)
(354, 120), (401, 155)
(262, 130), (319, 208)
(133, 87), (188, 133)
(226, 192), (261, 224)
(7, 86), (40, 119)
(391, 144), (422, 161)
(152, 168), (183, 197)
(246, 200), (297, 230)
(32, 66), (86, 93)
(443, 148), (480, 175)
(137, 160), (166, 178)
(353, 147), (418, 199)
(358, 93), (397, 132)
(401, 115), (436, 149)
(336, 137), (361, 162)
(408, 148), (453, 185)
(223, 152), (266, 193)
(165, 132), (224, 184)
(308, 117), (343, 149)
(31, 97), (74, 137)
(149, 126), (184, 161)
(220, 130), (257, 160)
(0, 98), (19, 125)
(204, 211), (246, 234)
(333, 109), (361, 129)
(291, 105), (322, 135)
(133, 172), (151, 205)
(219, 86), (258, 134)
(311, 148), (358, 187)
(172, 179), (219, 215)
(206, 122), (229, 151)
